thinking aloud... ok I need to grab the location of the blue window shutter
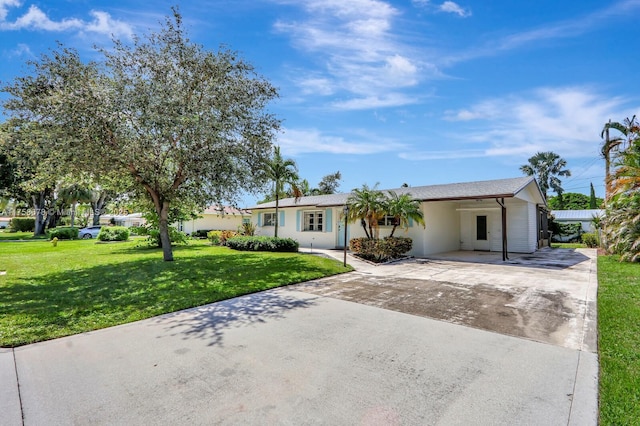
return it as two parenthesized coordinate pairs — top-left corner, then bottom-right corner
(280, 211), (285, 227)
(296, 210), (301, 232)
(408, 217), (413, 227)
(257, 213), (262, 227)
(325, 208), (332, 232)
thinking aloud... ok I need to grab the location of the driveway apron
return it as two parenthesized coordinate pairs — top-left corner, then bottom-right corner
(4, 248), (598, 425)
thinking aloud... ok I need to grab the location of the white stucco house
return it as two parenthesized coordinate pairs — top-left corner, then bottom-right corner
(251, 176), (550, 259)
(178, 205), (252, 235)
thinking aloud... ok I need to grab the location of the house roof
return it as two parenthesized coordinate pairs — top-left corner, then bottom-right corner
(252, 176), (542, 210)
(202, 205), (252, 216)
(551, 209), (604, 221)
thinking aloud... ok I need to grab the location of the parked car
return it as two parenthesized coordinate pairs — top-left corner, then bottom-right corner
(78, 225), (102, 239)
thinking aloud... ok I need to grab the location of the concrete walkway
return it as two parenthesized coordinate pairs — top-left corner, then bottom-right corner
(1, 249), (598, 425)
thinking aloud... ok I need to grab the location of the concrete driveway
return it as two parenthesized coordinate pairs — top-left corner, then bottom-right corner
(1, 248), (598, 425)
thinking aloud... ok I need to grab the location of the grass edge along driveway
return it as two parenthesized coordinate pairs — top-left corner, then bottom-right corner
(0, 239), (351, 347)
(598, 255), (640, 425)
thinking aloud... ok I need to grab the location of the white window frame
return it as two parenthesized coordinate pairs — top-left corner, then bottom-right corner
(263, 212), (276, 226)
(303, 210), (323, 232)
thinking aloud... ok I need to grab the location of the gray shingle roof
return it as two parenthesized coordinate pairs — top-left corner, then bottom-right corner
(251, 176), (540, 209)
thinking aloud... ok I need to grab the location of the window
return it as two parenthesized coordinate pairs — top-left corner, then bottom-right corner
(263, 212), (276, 226)
(242, 217), (251, 225)
(377, 215), (398, 227)
(303, 211), (323, 231)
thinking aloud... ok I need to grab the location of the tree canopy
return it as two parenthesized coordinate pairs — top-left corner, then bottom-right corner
(263, 146), (299, 238)
(2, 9), (280, 260)
(520, 151), (571, 198)
(547, 192), (603, 210)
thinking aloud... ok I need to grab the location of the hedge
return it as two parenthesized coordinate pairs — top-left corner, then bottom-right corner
(10, 217), (35, 232)
(48, 227), (79, 240)
(349, 236), (413, 262)
(226, 236), (299, 252)
(98, 226), (130, 242)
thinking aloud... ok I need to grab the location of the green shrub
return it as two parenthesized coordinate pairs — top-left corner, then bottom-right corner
(98, 226), (130, 242)
(129, 226), (147, 236)
(581, 233), (599, 248)
(226, 236), (299, 252)
(144, 227), (189, 247)
(349, 236), (413, 262)
(10, 217), (35, 232)
(48, 227), (79, 240)
(207, 230), (222, 245)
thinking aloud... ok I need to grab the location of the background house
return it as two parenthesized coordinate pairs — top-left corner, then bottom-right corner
(100, 213), (146, 228)
(251, 176), (548, 258)
(178, 205), (251, 235)
(551, 209), (603, 242)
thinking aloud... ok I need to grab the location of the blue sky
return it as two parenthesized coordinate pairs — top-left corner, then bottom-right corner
(1, 0), (639, 206)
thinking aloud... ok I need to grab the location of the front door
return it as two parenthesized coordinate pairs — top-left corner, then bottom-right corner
(474, 215), (490, 251)
(337, 219), (349, 249)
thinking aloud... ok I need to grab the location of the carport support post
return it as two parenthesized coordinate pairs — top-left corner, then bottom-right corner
(496, 198), (508, 261)
(343, 205), (349, 267)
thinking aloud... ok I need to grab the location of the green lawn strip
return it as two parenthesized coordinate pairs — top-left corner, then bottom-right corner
(0, 231), (48, 241)
(0, 239), (351, 347)
(598, 256), (640, 425)
(551, 243), (586, 249)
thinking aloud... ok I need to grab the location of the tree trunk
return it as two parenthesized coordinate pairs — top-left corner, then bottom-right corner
(32, 193), (46, 235)
(157, 200), (174, 261)
(70, 202), (77, 228)
(91, 193), (107, 226)
(360, 219), (370, 239)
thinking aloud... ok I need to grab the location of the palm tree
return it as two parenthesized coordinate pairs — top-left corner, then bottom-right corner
(601, 117), (637, 201)
(520, 151), (571, 199)
(346, 183), (386, 239)
(263, 146), (299, 237)
(385, 191), (425, 237)
(58, 184), (92, 228)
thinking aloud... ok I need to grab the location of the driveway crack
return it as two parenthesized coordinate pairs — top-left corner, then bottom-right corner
(12, 348), (25, 426)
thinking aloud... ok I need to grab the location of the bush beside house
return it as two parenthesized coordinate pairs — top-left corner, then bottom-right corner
(226, 236), (299, 252)
(349, 236), (413, 262)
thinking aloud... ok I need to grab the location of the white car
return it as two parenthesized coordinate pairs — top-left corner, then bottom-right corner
(78, 225), (102, 239)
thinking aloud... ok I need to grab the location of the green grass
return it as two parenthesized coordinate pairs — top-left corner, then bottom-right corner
(0, 230), (48, 240)
(598, 256), (640, 425)
(551, 242), (586, 249)
(0, 239), (351, 347)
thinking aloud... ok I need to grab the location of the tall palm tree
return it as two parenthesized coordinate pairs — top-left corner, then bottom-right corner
(385, 192), (425, 237)
(264, 146), (299, 237)
(346, 183), (386, 239)
(58, 184), (92, 228)
(520, 151), (571, 199)
(601, 117), (637, 201)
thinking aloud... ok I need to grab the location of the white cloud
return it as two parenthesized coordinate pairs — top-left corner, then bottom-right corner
(84, 11), (133, 39)
(402, 86), (638, 161)
(2, 4), (83, 31)
(0, 2), (133, 38)
(439, 1), (471, 17)
(277, 127), (406, 155)
(332, 93), (417, 110)
(271, 0), (429, 109)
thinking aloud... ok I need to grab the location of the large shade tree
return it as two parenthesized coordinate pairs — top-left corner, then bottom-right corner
(2, 10), (279, 260)
(520, 151), (571, 199)
(263, 146), (299, 237)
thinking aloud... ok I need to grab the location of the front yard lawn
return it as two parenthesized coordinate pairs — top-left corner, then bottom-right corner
(598, 256), (640, 425)
(0, 239), (351, 347)
(0, 230), (48, 241)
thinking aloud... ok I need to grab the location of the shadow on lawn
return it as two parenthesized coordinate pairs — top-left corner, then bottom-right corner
(155, 290), (318, 347)
(0, 251), (330, 346)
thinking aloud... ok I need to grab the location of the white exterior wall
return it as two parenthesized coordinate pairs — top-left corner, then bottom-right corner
(255, 207), (338, 249)
(421, 202), (460, 256)
(181, 214), (248, 234)
(504, 201), (535, 253)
